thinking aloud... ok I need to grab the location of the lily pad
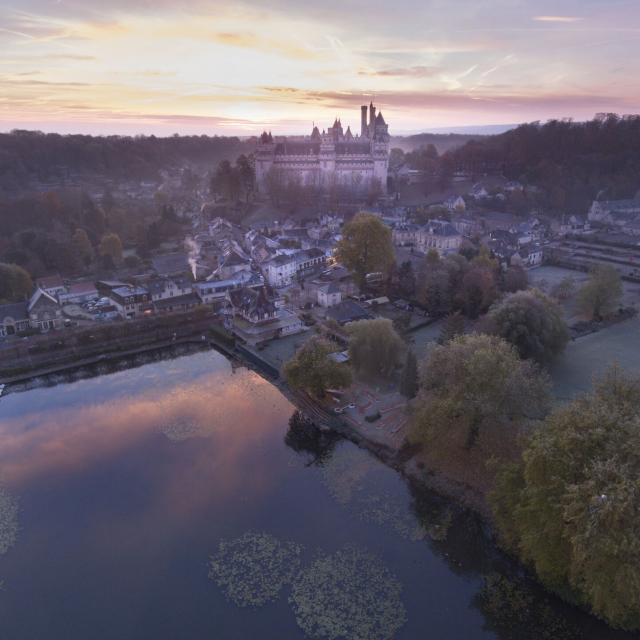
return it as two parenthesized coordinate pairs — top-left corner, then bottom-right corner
(208, 532), (303, 607)
(0, 489), (18, 555)
(289, 546), (407, 640)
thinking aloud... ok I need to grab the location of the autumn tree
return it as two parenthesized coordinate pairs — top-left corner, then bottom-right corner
(347, 318), (404, 380)
(335, 213), (395, 289)
(410, 334), (550, 450)
(484, 289), (569, 363)
(577, 264), (623, 320)
(438, 311), (465, 344)
(501, 265), (528, 293)
(98, 232), (123, 265)
(72, 228), (94, 266)
(283, 337), (352, 398)
(458, 265), (498, 318)
(491, 366), (640, 630)
(0, 263), (33, 302)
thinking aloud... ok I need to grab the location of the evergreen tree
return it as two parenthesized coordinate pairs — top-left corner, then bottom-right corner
(399, 351), (419, 399)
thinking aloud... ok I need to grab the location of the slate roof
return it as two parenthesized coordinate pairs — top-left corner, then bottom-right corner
(0, 301), (28, 321)
(326, 300), (372, 325)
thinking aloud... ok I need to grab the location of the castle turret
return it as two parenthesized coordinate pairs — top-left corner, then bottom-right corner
(361, 105), (368, 137)
(369, 102), (376, 130)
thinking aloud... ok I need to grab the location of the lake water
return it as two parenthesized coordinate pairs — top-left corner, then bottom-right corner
(0, 348), (636, 640)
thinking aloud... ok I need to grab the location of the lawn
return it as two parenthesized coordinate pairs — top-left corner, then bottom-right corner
(550, 316), (640, 399)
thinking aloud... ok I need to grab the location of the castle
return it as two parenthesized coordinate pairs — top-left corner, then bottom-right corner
(255, 102), (390, 195)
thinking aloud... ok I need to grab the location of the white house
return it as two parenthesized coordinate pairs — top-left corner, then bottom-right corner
(36, 274), (66, 300)
(445, 195), (466, 212)
(416, 220), (463, 256)
(511, 244), (543, 269)
(265, 254), (298, 287)
(317, 282), (342, 308)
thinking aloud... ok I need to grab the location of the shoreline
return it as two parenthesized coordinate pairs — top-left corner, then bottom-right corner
(1, 332), (629, 633)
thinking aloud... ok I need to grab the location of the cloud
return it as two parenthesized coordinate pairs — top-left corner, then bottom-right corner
(210, 31), (317, 59)
(358, 65), (440, 78)
(533, 16), (583, 23)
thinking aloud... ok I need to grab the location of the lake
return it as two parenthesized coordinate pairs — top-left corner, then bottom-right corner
(0, 347), (635, 639)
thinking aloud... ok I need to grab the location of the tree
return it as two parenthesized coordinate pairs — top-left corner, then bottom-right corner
(577, 264), (623, 320)
(491, 366), (640, 630)
(72, 228), (94, 266)
(550, 275), (575, 301)
(399, 351), (419, 398)
(347, 318), (404, 380)
(396, 261), (416, 298)
(0, 263), (33, 302)
(485, 289), (569, 363)
(283, 337), (352, 398)
(458, 265), (498, 318)
(502, 265), (528, 293)
(438, 311), (465, 344)
(98, 232), (123, 265)
(335, 213), (395, 289)
(411, 334), (550, 450)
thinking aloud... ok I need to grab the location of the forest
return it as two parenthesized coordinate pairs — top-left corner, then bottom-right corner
(0, 131), (251, 193)
(447, 114), (640, 213)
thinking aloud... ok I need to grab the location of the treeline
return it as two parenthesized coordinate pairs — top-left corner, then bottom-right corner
(448, 114), (640, 212)
(0, 130), (251, 192)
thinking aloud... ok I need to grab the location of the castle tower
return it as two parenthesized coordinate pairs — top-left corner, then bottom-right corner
(361, 105), (368, 137)
(369, 102), (376, 132)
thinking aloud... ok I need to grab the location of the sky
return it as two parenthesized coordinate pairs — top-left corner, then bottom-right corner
(1, 0), (639, 136)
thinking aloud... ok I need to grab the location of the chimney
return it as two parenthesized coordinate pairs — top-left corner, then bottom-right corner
(361, 105), (367, 137)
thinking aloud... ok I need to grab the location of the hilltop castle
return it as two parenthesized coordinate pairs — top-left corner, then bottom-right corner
(255, 102), (390, 195)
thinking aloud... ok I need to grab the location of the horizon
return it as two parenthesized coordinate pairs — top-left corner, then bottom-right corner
(2, 0), (640, 136)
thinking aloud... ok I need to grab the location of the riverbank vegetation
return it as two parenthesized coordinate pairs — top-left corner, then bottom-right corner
(347, 318), (404, 380)
(482, 289), (569, 362)
(283, 337), (351, 398)
(490, 366), (640, 630)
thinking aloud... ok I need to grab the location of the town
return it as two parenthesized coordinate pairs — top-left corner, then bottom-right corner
(2, 112), (640, 636)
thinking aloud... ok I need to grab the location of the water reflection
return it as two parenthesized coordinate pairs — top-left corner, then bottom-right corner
(0, 349), (636, 640)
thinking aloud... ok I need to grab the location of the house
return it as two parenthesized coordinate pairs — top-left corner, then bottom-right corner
(295, 248), (326, 276)
(28, 288), (63, 331)
(215, 249), (252, 280)
(151, 253), (191, 277)
(511, 243), (543, 269)
(196, 271), (264, 304)
(58, 281), (99, 306)
(326, 300), (372, 325)
(146, 275), (193, 302)
(451, 217), (478, 236)
(416, 220), (463, 256)
(469, 183), (489, 200)
(227, 286), (278, 324)
(317, 282), (342, 308)
(0, 302), (30, 337)
(589, 197), (640, 225)
(36, 274), (66, 300)
(265, 254), (297, 287)
(108, 285), (151, 319)
(445, 195), (466, 213)
(264, 249), (326, 287)
(225, 286), (304, 344)
(504, 180), (524, 192)
(391, 222), (419, 246)
(153, 292), (200, 314)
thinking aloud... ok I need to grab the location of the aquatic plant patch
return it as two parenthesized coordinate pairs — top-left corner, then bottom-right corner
(0, 489), (18, 555)
(320, 446), (376, 505)
(289, 546), (407, 640)
(208, 532), (303, 607)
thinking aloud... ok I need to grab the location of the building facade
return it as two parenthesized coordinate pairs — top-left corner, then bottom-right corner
(255, 103), (390, 195)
